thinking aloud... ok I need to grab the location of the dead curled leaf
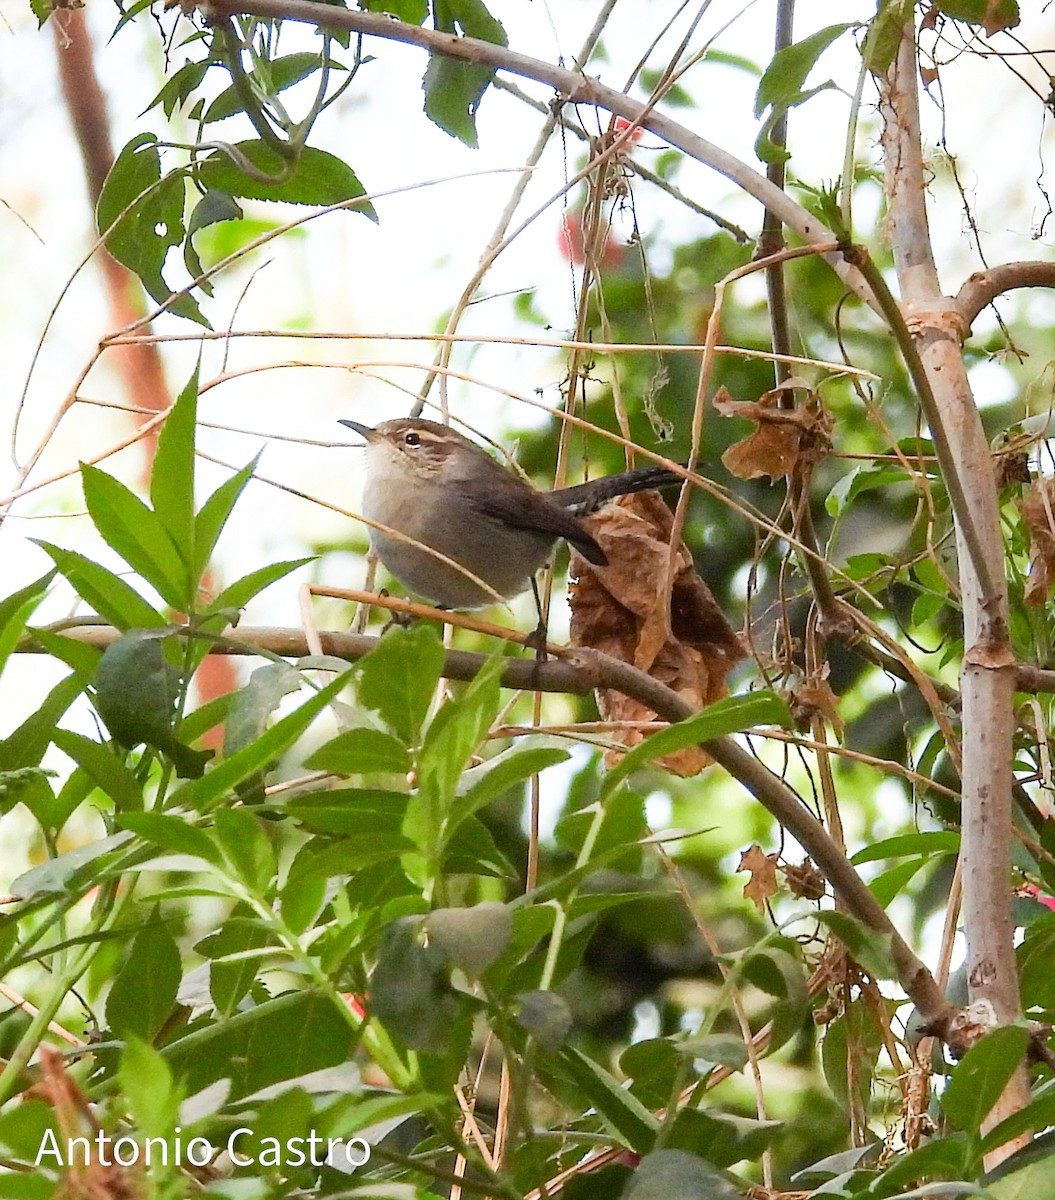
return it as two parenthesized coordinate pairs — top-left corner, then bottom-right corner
(782, 857), (826, 902)
(738, 843), (779, 914)
(714, 381), (833, 480)
(788, 666), (845, 740)
(568, 490), (745, 776)
(1018, 479), (1055, 607)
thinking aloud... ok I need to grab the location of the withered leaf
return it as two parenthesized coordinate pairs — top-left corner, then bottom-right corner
(739, 843), (779, 913)
(783, 858), (826, 901)
(789, 668), (844, 740)
(714, 381), (833, 481)
(1018, 479), (1055, 606)
(568, 490), (745, 777)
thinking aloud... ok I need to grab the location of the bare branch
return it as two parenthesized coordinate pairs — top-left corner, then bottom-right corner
(956, 261), (1055, 328)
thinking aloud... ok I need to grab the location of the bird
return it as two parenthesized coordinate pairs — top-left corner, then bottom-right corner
(339, 417), (682, 610)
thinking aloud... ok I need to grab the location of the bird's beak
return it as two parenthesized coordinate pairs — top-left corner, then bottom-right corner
(338, 419), (376, 442)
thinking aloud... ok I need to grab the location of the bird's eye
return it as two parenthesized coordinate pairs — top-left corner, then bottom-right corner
(404, 431), (421, 447)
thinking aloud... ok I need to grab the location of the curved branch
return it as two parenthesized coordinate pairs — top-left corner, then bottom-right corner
(955, 261), (1055, 329)
(202, 0), (878, 311)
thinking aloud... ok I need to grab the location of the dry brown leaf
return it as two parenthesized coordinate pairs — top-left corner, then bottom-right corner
(739, 843), (779, 913)
(995, 449), (1030, 490)
(30, 1046), (141, 1199)
(980, 0), (1020, 36)
(714, 382), (833, 481)
(1018, 479), (1055, 606)
(568, 490), (745, 776)
(789, 667), (845, 740)
(782, 858), (826, 902)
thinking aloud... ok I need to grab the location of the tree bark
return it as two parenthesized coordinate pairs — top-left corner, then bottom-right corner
(879, 22), (1028, 1161)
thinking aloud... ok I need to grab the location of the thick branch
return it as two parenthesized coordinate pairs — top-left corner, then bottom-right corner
(955, 261), (1055, 329)
(880, 23), (1026, 1153)
(201, 0), (878, 311)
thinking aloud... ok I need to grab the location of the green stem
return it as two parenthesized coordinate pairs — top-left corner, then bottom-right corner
(538, 800), (607, 993)
(214, 18), (297, 164)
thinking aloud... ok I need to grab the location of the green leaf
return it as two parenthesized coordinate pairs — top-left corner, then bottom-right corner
(93, 630), (211, 779)
(982, 1079), (1055, 1154)
(869, 1136), (972, 1195)
(815, 910), (898, 981)
(283, 788), (409, 836)
(203, 52), (341, 124)
(96, 134), (204, 325)
(821, 996), (884, 1112)
(867, 858), (930, 907)
(278, 848), (327, 934)
(862, 0), (915, 76)
(826, 463), (912, 517)
(207, 557), (312, 616)
(740, 945), (808, 1051)
(161, 990), (355, 1100)
(105, 910), (182, 1041)
(1018, 914), (1055, 1011)
(195, 916), (276, 1015)
(214, 808), (276, 895)
(986, 1154), (1055, 1199)
(515, 990), (572, 1050)
(9, 832), (134, 899)
(357, 623), (445, 745)
(170, 669), (352, 811)
(222, 661), (302, 762)
(941, 1025), (1031, 1135)
(81, 462), (189, 609)
(453, 741), (569, 827)
(33, 542), (167, 630)
(442, 813), (516, 878)
(51, 729), (143, 812)
(193, 457), (258, 584)
(622, 1149), (742, 1199)
(601, 692), (790, 800)
(150, 365), (199, 577)
(425, 902), (512, 977)
(284, 831), (417, 883)
(666, 1110), (782, 1171)
(851, 831), (960, 864)
(304, 727), (411, 776)
(0, 571), (54, 680)
(936, 0), (1019, 36)
(415, 654), (504, 850)
(120, 1039), (181, 1137)
(195, 142), (377, 220)
(119, 811), (222, 865)
(369, 918), (464, 1053)
(144, 58), (213, 120)
(185, 189), (244, 284)
(754, 23), (853, 116)
(0, 673), (86, 771)
(423, 0), (507, 146)
(679, 1034), (750, 1071)
(27, 627), (102, 685)
(362, 0), (427, 20)
(555, 1045), (658, 1153)
(0, 767), (58, 822)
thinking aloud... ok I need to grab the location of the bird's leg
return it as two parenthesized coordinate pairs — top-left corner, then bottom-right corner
(378, 589), (416, 632)
(526, 578), (550, 662)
